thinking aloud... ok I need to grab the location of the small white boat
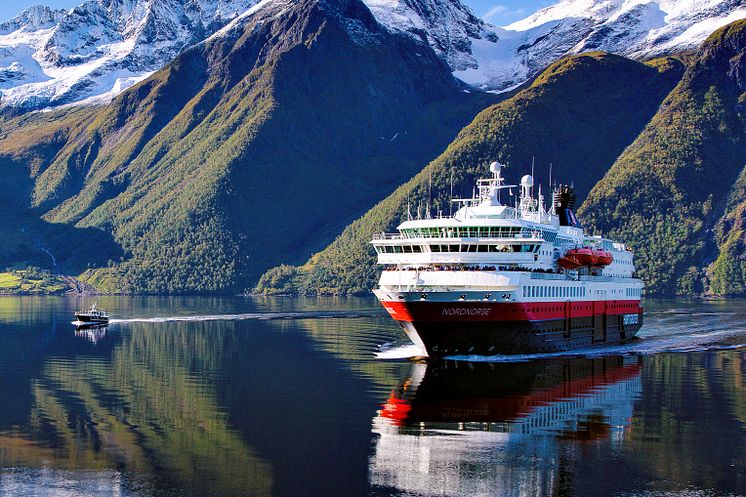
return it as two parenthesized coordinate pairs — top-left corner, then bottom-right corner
(74, 303), (109, 325)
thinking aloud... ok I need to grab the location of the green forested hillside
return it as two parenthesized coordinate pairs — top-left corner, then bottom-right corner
(255, 51), (685, 294)
(0, 0), (494, 293)
(580, 20), (746, 295)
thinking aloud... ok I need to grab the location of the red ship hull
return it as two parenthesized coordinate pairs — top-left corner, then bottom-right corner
(380, 299), (643, 356)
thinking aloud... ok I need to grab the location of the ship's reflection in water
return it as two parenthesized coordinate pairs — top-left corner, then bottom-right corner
(73, 324), (108, 344)
(370, 357), (641, 496)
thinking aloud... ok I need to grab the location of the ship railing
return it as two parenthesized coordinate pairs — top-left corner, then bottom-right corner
(372, 233), (401, 240)
(578, 275), (624, 282)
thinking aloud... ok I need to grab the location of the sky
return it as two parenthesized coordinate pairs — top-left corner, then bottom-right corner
(0, 0), (553, 26)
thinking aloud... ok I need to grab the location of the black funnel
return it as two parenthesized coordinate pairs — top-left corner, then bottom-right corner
(553, 185), (580, 227)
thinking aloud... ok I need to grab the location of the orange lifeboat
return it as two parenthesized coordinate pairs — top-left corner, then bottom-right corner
(595, 249), (613, 266)
(565, 247), (596, 266)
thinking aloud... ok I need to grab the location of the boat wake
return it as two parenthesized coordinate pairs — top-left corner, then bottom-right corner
(108, 310), (384, 324)
(376, 343), (427, 360)
(449, 325), (746, 362)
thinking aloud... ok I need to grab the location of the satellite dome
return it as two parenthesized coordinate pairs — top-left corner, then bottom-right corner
(489, 161), (502, 173)
(521, 174), (534, 187)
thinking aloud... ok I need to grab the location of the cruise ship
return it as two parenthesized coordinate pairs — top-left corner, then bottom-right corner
(371, 162), (643, 356)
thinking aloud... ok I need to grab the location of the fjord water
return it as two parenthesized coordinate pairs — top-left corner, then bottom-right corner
(0, 297), (744, 497)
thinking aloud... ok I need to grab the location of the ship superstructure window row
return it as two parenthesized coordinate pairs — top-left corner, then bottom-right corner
(397, 226), (559, 241)
(626, 288), (642, 297)
(375, 244), (539, 254)
(522, 286), (586, 298)
(400, 226), (523, 239)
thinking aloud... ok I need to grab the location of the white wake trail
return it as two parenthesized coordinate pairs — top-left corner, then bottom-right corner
(109, 310), (384, 324)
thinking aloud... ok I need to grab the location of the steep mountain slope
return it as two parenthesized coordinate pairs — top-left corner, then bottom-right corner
(709, 167), (746, 295)
(255, 51), (684, 295)
(0, 0), (494, 293)
(581, 19), (746, 295)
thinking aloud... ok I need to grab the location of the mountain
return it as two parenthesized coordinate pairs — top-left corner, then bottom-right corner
(464, 0), (746, 91)
(0, 0), (495, 293)
(0, 0), (498, 112)
(271, 18), (746, 297)
(2, 0), (744, 111)
(254, 50), (684, 295)
(580, 19), (746, 295)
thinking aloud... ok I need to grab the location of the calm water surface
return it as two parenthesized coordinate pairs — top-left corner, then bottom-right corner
(0, 296), (744, 496)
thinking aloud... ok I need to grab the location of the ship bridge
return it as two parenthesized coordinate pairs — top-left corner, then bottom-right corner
(371, 162), (568, 270)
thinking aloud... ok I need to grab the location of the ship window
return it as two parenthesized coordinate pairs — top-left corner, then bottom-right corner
(412, 245), (422, 253)
(403, 245), (412, 253)
(430, 245), (440, 252)
(449, 244), (460, 252)
(394, 246), (403, 253)
(478, 245), (489, 253)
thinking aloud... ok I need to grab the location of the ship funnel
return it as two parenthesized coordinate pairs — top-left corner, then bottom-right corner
(553, 185), (579, 227)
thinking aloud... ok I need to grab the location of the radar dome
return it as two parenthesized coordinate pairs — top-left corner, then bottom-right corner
(520, 175), (534, 187)
(489, 161), (503, 173)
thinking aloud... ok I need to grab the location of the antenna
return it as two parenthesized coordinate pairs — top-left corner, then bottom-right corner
(548, 162), (552, 191)
(531, 156), (535, 200)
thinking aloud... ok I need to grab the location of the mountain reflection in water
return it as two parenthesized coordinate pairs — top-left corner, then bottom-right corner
(0, 297), (744, 496)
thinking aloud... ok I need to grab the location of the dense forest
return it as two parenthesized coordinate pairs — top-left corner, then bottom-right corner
(258, 21), (746, 297)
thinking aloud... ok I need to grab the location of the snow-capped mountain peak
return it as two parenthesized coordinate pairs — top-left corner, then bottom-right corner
(474, 0), (746, 91)
(0, 0), (261, 111)
(0, 0), (745, 111)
